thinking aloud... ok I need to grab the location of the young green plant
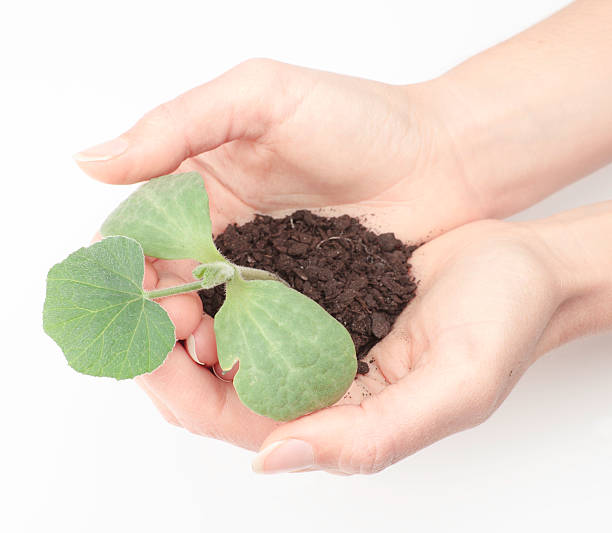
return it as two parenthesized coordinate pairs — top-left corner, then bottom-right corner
(43, 172), (357, 421)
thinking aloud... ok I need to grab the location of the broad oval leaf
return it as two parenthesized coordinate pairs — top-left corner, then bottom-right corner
(215, 277), (357, 421)
(43, 236), (175, 379)
(100, 172), (225, 264)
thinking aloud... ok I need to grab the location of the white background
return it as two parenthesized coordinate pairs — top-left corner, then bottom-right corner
(2, 1), (611, 532)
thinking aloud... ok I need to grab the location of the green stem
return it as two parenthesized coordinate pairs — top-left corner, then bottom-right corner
(144, 264), (287, 300)
(145, 281), (204, 300)
(236, 266), (289, 286)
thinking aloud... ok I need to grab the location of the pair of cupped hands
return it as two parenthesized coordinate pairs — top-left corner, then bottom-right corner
(77, 60), (569, 475)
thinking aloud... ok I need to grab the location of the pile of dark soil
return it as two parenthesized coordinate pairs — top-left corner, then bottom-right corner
(199, 210), (417, 375)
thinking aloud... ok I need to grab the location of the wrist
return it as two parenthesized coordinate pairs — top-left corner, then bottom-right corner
(428, 66), (589, 220)
(411, 71), (563, 220)
(426, 72), (541, 219)
(522, 202), (612, 352)
(427, 0), (612, 219)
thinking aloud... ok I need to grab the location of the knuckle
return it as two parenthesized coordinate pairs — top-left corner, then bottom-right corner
(141, 101), (175, 128)
(177, 389), (230, 439)
(235, 57), (281, 76)
(180, 419), (225, 441)
(137, 100), (185, 140)
(177, 410), (213, 437)
(181, 421), (206, 436)
(161, 413), (181, 428)
(347, 438), (395, 475)
(337, 407), (399, 475)
(135, 99), (190, 157)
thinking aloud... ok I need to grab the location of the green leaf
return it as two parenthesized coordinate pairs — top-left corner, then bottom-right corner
(214, 277), (357, 421)
(43, 236), (176, 379)
(100, 172), (225, 264)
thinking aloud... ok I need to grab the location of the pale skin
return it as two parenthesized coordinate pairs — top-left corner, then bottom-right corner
(77, 0), (612, 474)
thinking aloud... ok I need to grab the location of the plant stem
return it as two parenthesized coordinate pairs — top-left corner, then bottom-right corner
(144, 265), (288, 300)
(236, 266), (289, 286)
(145, 281), (204, 300)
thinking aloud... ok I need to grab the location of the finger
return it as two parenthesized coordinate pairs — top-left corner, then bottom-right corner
(151, 272), (202, 340)
(154, 258), (199, 282)
(142, 260), (159, 291)
(73, 58), (283, 184)
(333, 312), (414, 409)
(252, 338), (498, 475)
(334, 369), (387, 407)
(135, 377), (181, 427)
(141, 343), (280, 450)
(213, 361), (239, 381)
(185, 314), (218, 366)
(368, 314), (420, 385)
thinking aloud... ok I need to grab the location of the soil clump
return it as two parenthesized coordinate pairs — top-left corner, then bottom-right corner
(199, 210), (418, 375)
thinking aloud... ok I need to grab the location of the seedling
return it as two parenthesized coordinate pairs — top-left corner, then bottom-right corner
(43, 172), (357, 421)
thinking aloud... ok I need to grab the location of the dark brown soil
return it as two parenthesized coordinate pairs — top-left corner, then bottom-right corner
(199, 210), (418, 375)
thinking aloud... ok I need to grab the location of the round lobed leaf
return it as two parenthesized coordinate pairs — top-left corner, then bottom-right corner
(43, 236), (176, 379)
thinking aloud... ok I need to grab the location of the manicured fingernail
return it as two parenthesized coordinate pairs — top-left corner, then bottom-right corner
(252, 439), (315, 474)
(186, 334), (204, 365)
(73, 137), (129, 162)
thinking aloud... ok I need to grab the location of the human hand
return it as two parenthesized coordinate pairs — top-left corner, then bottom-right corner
(249, 205), (612, 474)
(74, 50), (612, 471)
(78, 59), (487, 452)
(75, 1), (612, 233)
(76, 0), (612, 468)
(75, 58), (483, 244)
(90, 202), (612, 474)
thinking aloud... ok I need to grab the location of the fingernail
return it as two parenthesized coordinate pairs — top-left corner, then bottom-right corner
(186, 334), (204, 365)
(252, 439), (315, 474)
(212, 364), (233, 382)
(73, 137), (129, 162)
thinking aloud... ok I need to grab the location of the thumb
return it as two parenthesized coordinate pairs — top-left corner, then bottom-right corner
(251, 335), (498, 475)
(73, 59), (282, 184)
